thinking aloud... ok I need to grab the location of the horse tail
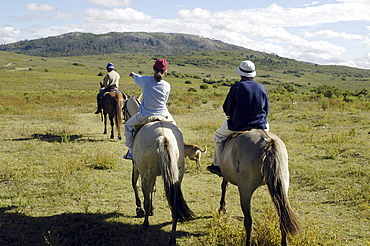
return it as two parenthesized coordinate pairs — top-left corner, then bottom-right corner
(262, 137), (301, 236)
(114, 94), (122, 138)
(157, 136), (194, 222)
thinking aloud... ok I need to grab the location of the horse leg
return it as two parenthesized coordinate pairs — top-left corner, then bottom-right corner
(141, 176), (156, 229)
(115, 113), (122, 140)
(218, 178), (228, 213)
(149, 177), (156, 216)
(103, 113), (107, 135)
(239, 189), (253, 246)
(238, 180), (260, 246)
(109, 114), (114, 139)
(132, 166), (144, 217)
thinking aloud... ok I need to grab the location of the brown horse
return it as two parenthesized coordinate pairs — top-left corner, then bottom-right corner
(99, 90), (127, 140)
(218, 129), (300, 246)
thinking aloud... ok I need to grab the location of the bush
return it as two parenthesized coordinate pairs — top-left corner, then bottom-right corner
(200, 84), (208, 90)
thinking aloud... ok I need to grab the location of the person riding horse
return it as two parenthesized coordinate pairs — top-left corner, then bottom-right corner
(95, 62), (121, 114)
(207, 60), (270, 176)
(123, 59), (175, 159)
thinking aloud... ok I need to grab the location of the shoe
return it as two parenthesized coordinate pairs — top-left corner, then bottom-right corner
(207, 165), (222, 177)
(95, 109), (101, 114)
(123, 150), (132, 160)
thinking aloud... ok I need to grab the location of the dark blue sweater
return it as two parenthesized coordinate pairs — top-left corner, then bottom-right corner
(223, 78), (269, 131)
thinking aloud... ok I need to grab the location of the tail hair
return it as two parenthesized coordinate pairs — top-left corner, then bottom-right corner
(114, 94), (122, 128)
(158, 136), (194, 222)
(262, 137), (301, 236)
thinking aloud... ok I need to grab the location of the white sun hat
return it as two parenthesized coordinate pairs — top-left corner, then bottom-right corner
(236, 60), (256, 77)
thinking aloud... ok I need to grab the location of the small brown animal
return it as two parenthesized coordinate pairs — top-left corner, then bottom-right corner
(184, 142), (207, 169)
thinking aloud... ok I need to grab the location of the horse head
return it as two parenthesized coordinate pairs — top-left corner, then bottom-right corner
(123, 94), (141, 122)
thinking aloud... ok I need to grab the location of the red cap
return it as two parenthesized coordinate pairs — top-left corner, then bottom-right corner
(154, 59), (168, 71)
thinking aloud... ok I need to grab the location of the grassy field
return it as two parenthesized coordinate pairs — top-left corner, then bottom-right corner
(0, 51), (369, 245)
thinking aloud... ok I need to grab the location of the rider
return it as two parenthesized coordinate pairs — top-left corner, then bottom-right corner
(95, 62), (121, 114)
(207, 60), (270, 176)
(123, 59), (176, 159)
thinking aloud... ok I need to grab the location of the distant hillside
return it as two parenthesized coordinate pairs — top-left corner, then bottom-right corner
(0, 32), (250, 57)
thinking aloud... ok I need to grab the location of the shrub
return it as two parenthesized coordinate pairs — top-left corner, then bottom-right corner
(200, 84), (208, 90)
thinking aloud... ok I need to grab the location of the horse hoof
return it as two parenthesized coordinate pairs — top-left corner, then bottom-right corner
(118, 136), (122, 140)
(136, 208), (145, 217)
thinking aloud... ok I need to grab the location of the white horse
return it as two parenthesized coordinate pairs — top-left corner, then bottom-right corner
(122, 94), (142, 122)
(219, 129), (300, 246)
(124, 97), (194, 246)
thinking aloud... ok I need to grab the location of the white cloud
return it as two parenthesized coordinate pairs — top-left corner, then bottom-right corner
(11, 13), (52, 22)
(0, 26), (21, 43)
(85, 8), (151, 22)
(57, 11), (73, 21)
(305, 30), (364, 41)
(26, 3), (56, 12)
(303, 1), (320, 7)
(355, 53), (370, 69)
(86, 0), (132, 7)
(3, 1), (370, 69)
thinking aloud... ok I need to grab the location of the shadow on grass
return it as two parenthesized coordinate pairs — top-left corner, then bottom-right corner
(0, 206), (203, 246)
(4, 133), (112, 143)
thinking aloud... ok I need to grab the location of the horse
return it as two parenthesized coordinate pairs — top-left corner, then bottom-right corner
(122, 94), (142, 122)
(218, 129), (300, 246)
(99, 88), (127, 140)
(125, 96), (194, 245)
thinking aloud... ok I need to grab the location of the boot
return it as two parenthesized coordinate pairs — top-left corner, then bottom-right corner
(207, 141), (224, 177)
(95, 101), (102, 114)
(123, 148), (133, 160)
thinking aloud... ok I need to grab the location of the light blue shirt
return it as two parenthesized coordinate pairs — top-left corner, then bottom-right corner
(131, 73), (171, 116)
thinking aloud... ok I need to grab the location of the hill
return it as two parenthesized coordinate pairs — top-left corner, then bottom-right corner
(0, 31), (369, 93)
(0, 32), (250, 57)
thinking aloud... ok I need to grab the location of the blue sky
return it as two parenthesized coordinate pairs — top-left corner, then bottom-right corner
(1, 0), (369, 69)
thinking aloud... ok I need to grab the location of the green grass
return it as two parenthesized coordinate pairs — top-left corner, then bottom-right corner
(0, 51), (369, 245)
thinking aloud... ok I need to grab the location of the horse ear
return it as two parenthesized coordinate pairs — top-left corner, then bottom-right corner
(122, 91), (128, 101)
(137, 93), (143, 101)
(100, 82), (103, 87)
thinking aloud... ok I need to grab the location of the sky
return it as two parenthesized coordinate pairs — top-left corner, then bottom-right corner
(1, 0), (370, 69)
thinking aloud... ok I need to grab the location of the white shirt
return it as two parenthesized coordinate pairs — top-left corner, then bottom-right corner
(131, 73), (171, 116)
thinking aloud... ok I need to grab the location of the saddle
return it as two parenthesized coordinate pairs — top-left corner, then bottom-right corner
(223, 129), (257, 145)
(102, 87), (120, 95)
(134, 115), (173, 131)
